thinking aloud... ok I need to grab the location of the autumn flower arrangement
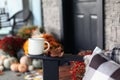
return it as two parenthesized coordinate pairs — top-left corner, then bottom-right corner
(0, 36), (25, 57)
(17, 26), (38, 39)
(70, 50), (92, 80)
(23, 33), (63, 57)
(40, 33), (64, 57)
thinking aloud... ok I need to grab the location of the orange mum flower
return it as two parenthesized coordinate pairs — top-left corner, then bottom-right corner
(25, 30), (31, 34)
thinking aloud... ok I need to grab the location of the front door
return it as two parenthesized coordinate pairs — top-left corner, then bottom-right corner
(62, 0), (104, 54)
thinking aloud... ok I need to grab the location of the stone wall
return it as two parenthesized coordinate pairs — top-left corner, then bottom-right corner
(42, 0), (120, 49)
(105, 0), (120, 49)
(42, 0), (61, 41)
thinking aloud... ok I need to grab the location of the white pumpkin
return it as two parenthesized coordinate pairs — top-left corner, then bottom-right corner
(0, 65), (4, 71)
(28, 65), (34, 71)
(9, 57), (18, 64)
(0, 55), (7, 65)
(0, 55), (7, 60)
(0, 49), (8, 56)
(32, 59), (42, 68)
(3, 56), (18, 69)
(3, 58), (11, 69)
(20, 56), (32, 66)
(0, 60), (2, 66)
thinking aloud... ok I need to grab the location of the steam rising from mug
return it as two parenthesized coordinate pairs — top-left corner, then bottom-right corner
(28, 38), (50, 55)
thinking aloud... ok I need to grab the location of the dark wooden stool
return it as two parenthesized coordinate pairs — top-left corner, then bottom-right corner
(28, 54), (83, 80)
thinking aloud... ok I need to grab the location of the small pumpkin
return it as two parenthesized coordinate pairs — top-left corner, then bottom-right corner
(28, 65), (34, 71)
(0, 55), (7, 65)
(10, 63), (19, 72)
(3, 58), (11, 69)
(18, 64), (28, 73)
(0, 65), (4, 71)
(0, 60), (2, 66)
(23, 40), (29, 55)
(0, 55), (7, 60)
(0, 49), (8, 56)
(32, 59), (42, 69)
(20, 56), (32, 66)
(9, 57), (18, 64)
(3, 56), (18, 69)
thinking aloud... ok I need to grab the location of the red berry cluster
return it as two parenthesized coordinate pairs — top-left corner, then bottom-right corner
(70, 50), (92, 80)
(70, 61), (85, 80)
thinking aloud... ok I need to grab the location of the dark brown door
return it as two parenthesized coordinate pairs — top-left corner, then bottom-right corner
(61, 0), (104, 54)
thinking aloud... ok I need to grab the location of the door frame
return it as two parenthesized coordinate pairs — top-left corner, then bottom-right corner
(59, 0), (105, 52)
(96, 0), (105, 49)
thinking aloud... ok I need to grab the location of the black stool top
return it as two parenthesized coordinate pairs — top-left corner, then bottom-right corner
(28, 54), (84, 62)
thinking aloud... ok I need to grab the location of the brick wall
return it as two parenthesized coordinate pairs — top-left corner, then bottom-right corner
(42, 0), (120, 50)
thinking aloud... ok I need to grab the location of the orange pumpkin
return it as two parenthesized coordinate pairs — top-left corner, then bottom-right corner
(23, 40), (29, 55)
(10, 63), (19, 72)
(18, 64), (28, 73)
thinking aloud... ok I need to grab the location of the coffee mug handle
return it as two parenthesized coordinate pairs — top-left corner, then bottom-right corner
(43, 41), (50, 52)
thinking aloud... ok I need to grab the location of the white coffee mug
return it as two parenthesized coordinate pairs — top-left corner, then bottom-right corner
(28, 38), (50, 55)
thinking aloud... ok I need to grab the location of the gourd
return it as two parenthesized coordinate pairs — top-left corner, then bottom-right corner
(23, 40), (29, 55)
(3, 58), (11, 69)
(10, 63), (19, 72)
(28, 65), (34, 71)
(0, 65), (4, 71)
(3, 57), (18, 69)
(0, 55), (7, 60)
(0, 49), (8, 56)
(0, 60), (2, 66)
(32, 59), (42, 68)
(9, 57), (18, 64)
(18, 64), (28, 73)
(20, 56), (32, 66)
(0, 55), (7, 65)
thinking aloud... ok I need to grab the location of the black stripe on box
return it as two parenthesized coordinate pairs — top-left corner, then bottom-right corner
(111, 68), (120, 80)
(89, 54), (107, 69)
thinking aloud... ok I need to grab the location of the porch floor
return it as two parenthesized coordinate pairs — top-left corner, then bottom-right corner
(0, 65), (72, 80)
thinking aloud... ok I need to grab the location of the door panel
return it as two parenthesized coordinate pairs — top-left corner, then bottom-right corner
(73, 0), (99, 52)
(90, 14), (97, 49)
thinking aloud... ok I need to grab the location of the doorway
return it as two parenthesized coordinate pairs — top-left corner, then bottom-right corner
(61, 0), (104, 54)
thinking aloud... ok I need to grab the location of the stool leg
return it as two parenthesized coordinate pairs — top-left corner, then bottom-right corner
(43, 60), (59, 80)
